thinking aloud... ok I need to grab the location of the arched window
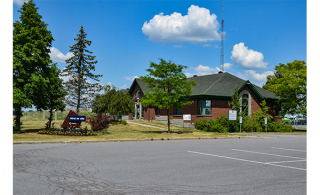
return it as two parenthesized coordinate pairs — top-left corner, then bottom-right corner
(135, 90), (141, 98)
(242, 94), (249, 116)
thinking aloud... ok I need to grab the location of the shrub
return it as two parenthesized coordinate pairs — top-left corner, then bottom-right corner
(87, 113), (110, 131)
(216, 114), (240, 132)
(210, 123), (227, 133)
(268, 121), (293, 132)
(194, 119), (207, 130)
(120, 120), (127, 125)
(241, 116), (262, 132)
(112, 121), (120, 125)
(194, 118), (227, 133)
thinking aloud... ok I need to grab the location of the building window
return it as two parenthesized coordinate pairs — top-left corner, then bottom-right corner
(197, 100), (211, 115)
(135, 90), (141, 98)
(242, 94), (248, 116)
(174, 107), (182, 115)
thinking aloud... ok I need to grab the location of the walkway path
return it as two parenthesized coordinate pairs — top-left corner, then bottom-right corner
(126, 121), (167, 130)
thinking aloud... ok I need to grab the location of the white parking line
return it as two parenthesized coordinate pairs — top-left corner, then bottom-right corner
(187, 151), (306, 171)
(231, 149), (305, 159)
(266, 159), (306, 164)
(271, 147), (306, 152)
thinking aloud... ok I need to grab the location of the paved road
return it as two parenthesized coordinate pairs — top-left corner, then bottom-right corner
(13, 135), (306, 195)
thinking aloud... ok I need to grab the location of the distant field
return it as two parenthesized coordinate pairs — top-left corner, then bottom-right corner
(16, 109), (97, 121)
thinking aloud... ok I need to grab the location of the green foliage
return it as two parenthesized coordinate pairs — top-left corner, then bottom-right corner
(13, 0), (54, 130)
(267, 121), (293, 132)
(194, 118), (227, 133)
(111, 121), (120, 125)
(44, 64), (67, 128)
(194, 118), (207, 130)
(228, 86), (241, 114)
(241, 115), (262, 132)
(87, 113), (110, 131)
(91, 85), (135, 116)
(140, 58), (197, 133)
(263, 60), (306, 117)
(228, 86), (248, 117)
(216, 114), (239, 132)
(252, 100), (273, 129)
(61, 26), (103, 114)
(195, 115), (291, 133)
(120, 120), (127, 125)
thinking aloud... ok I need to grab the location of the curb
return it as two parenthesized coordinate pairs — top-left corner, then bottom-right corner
(13, 135), (264, 145)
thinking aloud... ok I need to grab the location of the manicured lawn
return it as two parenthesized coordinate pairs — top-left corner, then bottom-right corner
(13, 119), (245, 142)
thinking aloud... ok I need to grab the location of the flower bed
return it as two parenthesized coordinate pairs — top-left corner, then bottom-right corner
(38, 129), (97, 136)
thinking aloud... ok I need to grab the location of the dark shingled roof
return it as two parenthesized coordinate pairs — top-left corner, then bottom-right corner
(130, 72), (278, 100)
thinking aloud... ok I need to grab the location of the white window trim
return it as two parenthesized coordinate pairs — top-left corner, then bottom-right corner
(239, 90), (252, 116)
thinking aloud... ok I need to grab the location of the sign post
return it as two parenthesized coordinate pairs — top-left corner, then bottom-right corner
(228, 110), (237, 133)
(183, 114), (191, 129)
(69, 116), (86, 123)
(240, 116), (242, 133)
(265, 117), (267, 132)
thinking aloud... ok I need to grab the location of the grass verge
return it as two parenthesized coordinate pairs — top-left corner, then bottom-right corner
(13, 119), (246, 142)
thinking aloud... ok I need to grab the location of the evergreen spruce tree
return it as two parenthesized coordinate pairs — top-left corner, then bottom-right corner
(13, 0), (54, 130)
(62, 26), (102, 114)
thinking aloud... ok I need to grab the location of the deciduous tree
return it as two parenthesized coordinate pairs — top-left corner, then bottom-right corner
(62, 26), (102, 114)
(13, 0), (54, 130)
(91, 85), (135, 120)
(263, 60), (306, 117)
(140, 58), (197, 133)
(44, 64), (68, 128)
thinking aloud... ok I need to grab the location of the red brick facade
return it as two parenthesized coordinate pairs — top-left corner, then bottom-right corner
(128, 83), (281, 123)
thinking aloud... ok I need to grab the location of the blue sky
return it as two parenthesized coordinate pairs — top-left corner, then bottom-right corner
(12, 0), (306, 111)
(13, 0), (306, 89)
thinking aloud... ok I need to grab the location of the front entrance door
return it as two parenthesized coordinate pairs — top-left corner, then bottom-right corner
(136, 104), (140, 119)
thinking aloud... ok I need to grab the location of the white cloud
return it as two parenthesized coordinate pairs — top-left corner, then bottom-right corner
(59, 68), (71, 82)
(123, 76), (139, 82)
(223, 63), (233, 70)
(244, 70), (274, 81)
(13, 0), (27, 6)
(231, 42), (268, 69)
(185, 65), (219, 77)
(174, 45), (183, 48)
(185, 73), (193, 77)
(202, 44), (212, 47)
(49, 47), (74, 63)
(237, 70), (274, 85)
(120, 84), (127, 89)
(142, 5), (220, 44)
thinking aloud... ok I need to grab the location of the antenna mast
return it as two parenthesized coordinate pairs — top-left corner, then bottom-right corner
(219, 0), (224, 72)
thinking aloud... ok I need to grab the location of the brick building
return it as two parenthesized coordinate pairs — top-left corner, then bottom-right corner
(122, 72), (281, 124)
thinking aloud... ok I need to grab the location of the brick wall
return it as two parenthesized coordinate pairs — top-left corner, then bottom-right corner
(130, 82), (280, 123)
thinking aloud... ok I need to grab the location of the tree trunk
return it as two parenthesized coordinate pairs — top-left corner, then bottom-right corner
(167, 108), (170, 133)
(48, 108), (53, 128)
(14, 104), (22, 131)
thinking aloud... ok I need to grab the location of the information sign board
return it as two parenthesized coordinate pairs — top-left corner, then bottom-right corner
(240, 116), (242, 124)
(229, 110), (237, 120)
(264, 117), (267, 124)
(69, 116), (86, 122)
(183, 114), (191, 121)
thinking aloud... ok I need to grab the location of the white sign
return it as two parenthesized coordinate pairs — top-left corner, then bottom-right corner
(183, 114), (191, 121)
(264, 117), (267, 124)
(240, 116), (242, 124)
(229, 110), (237, 120)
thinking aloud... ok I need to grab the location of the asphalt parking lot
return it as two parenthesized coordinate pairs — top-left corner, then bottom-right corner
(13, 134), (306, 195)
